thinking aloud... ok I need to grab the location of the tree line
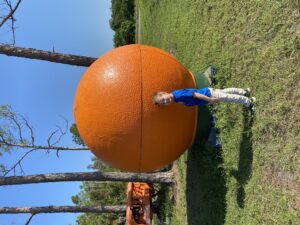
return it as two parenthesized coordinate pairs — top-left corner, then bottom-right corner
(110, 0), (136, 47)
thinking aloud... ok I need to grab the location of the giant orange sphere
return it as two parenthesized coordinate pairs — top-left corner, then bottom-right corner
(74, 44), (197, 172)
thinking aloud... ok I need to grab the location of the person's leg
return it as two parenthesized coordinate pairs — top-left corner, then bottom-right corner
(210, 88), (251, 106)
(219, 88), (247, 95)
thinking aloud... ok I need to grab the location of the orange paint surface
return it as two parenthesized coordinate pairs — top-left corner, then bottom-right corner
(74, 44), (197, 172)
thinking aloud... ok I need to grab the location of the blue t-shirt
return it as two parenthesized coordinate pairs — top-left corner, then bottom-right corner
(172, 88), (211, 106)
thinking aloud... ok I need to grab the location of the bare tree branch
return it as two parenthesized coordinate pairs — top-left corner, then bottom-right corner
(0, 205), (127, 214)
(0, 0), (22, 28)
(10, 13), (15, 45)
(0, 0), (22, 44)
(3, 148), (35, 176)
(48, 117), (68, 148)
(47, 128), (59, 147)
(0, 143), (89, 176)
(0, 171), (175, 185)
(0, 142), (89, 150)
(19, 114), (35, 145)
(6, 110), (24, 143)
(24, 213), (35, 225)
(0, 44), (97, 66)
(1, 106), (88, 176)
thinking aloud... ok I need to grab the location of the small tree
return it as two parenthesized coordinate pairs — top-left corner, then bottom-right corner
(0, 105), (88, 176)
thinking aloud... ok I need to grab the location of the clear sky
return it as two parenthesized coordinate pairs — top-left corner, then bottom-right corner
(0, 0), (114, 224)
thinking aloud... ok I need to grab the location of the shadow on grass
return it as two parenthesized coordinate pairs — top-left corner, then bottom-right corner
(186, 143), (227, 225)
(230, 112), (254, 208)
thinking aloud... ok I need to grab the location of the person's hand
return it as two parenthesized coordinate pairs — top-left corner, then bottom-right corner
(210, 98), (220, 103)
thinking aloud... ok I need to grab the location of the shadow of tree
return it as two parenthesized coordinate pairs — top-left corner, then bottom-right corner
(230, 112), (254, 208)
(186, 143), (227, 225)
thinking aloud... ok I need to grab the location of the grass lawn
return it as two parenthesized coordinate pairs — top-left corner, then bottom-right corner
(136, 0), (300, 224)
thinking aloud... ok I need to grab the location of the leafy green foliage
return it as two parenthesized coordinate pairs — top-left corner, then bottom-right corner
(73, 181), (126, 225)
(0, 105), (17, 175)
(70, 124), (126, 224)
(0, 105), (33, 150)
(110, 0), (134, 30)
(72, 157), (126, 225)
(113, 20), (135, 47)
(70, 123), (85, 146)
(0, 105), (16, 151)
(110, 0), (135, 47)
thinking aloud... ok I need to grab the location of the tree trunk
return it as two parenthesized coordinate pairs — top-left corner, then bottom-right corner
(0, 205), (127, 214)
(0, 171), (174, 185)
(0, 44), (97, 67)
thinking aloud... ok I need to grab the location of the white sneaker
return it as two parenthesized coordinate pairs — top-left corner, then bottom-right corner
(250, 97), (256, 103)
(248, 97), (256, 116)
(244, 88), (251, 97)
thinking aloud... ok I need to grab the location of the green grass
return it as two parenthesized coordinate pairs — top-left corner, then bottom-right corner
(136, 0), (300, 224)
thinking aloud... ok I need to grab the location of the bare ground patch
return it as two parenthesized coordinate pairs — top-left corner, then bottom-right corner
(264, 165), (300, 215)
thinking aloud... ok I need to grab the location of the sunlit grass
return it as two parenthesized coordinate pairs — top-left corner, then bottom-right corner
(138, 0), (300, 224)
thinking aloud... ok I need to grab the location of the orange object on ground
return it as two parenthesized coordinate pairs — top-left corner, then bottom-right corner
(126, 182), (154, 225)
(74, 44), (197, 172)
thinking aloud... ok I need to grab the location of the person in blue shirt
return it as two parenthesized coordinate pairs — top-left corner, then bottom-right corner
(153, 87), (256, 115)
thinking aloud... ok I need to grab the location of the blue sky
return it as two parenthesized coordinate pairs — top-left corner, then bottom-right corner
(0, 0), (114, 224)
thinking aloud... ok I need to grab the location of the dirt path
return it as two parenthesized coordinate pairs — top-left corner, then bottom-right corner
(136, 8), (141, 43)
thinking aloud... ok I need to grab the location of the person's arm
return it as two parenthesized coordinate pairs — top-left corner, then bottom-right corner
(193, 92), (220, 103)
